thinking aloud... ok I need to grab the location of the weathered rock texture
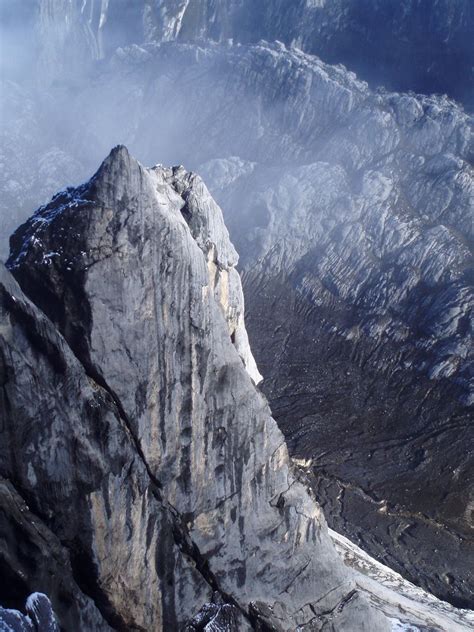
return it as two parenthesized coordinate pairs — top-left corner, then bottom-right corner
(77, 40), (474, 607)
(0, 593), (59, 632)
(4, 0), (473, 108)
(1, 147), (392, 631)
(1, 34), (473, 609)
(1, 3), (473, 613)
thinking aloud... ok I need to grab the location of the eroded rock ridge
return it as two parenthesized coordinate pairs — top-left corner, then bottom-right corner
(1, 147), (392, 631)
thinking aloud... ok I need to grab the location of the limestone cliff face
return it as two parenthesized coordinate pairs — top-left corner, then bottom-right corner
(2, 147), (390, 631)
(0, 261), (213, 631)
(1, 33), (472, 607)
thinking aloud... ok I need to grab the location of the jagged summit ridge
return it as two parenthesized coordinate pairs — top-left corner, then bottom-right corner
(3, 148), (391, 630)
(9, 145), (261, 386)
(1, 34), (473, 608)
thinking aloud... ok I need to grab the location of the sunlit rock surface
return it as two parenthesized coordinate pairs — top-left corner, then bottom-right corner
(75, 40), (473, 606)
(0, 10), (472, 613)
(2, 148), (395, 631)
(328, 528), (474, 632)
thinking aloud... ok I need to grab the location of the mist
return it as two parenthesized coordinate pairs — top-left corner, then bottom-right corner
(1, 0), (472, 260)
(0, 0), (473, 612)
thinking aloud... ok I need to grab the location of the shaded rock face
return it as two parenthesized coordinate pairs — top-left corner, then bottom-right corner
(183, 593), (241, 632)
(0, 262), (214, 631)
(5, 0), (473, 109)
(163, 0), (474, 111)
(1, 36), (473, 609)
(0, 593), (59, 632)
(2, 147), (391, 631)
(80, 41), (474, 606)
(188, 46), (474, 605)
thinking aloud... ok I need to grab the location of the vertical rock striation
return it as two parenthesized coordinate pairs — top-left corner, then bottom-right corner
(0, 34), (472, 607)
(2, 147), (390, 630)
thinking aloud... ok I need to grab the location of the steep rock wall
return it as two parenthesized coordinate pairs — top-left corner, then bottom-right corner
(3, 147), (391, 631)
(1, 39), (472, 607)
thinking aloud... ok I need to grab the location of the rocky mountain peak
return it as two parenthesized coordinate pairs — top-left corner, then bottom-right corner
(2, 148), (394, 630)
(89, 143), (141, 199)
(1, 1), (473, 628)
(1, 29), (472, 610)
(8, 145), (260, 386)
